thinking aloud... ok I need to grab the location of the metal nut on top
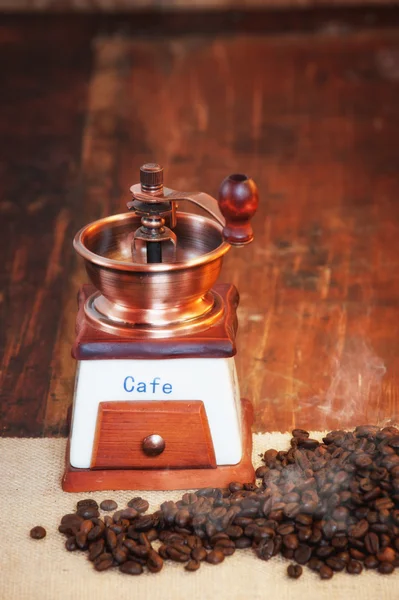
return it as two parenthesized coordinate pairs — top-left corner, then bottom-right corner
(140, 163), (164, 193)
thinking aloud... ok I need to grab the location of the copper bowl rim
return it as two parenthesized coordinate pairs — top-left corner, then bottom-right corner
(73, 211), (231, 273)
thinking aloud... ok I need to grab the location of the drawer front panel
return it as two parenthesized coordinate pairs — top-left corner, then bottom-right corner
(91, 400), (216, 469)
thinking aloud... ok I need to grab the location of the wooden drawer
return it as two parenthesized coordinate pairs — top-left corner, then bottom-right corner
(91, 400), (216, 469)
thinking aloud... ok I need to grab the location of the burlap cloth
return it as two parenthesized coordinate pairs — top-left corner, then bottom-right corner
(1, 432), (398, 600)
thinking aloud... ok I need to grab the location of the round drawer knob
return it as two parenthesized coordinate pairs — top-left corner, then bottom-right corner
(142, 434), (166, 456)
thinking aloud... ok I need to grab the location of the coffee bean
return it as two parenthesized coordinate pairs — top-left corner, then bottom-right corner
(127, 498), (149, 513)
(119, 508), (138, 521)
(76, 531), (88, 550)
(364, 532), (379, 554)
(319, 565), (334, 579)
(119, 560), (143, 575)
(292, 429), (310, 439)
(348, 519), (369, 539)
(134, 515), (155, 531)
(113, 546), (128, 564)
(376, 547), (396, 563)
(65, 536), (77, 551)
(287, 564), (302, 579)
(185, 560), (200, 571)
(87, 525), (104, 542)
(364, 555), (379, 569)
(235, 537), (252, 549)
(30, 526), (46, 540)
(293, 544), (312, 565)
(105, 529), (117, 550)
(347, 560), (363, 574)
(100, 500), (117, 511)
(147, 549), (163, 573)
(77, 499), (98, 510)
(191, 547), (207, 561)
(77, 506), (100, 520)
(283, 534), (299, 550)
(326, 557), (346, 572)
(89, 540), (105, 561)
(94, 556), (114, 571)
(378, 562), (395, 574)
(206, 550), (225, 565)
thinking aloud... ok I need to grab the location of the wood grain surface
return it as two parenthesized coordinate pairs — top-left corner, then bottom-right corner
(1, 13), (399, 437)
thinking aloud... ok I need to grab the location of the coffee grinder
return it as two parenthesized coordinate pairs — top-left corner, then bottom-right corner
(62, 164), (259, 492)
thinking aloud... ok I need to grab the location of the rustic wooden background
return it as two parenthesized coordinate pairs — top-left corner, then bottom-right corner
(1, 9), (399, 437)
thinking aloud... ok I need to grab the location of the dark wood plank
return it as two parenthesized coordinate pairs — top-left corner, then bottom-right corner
(0, 20), (93, 435)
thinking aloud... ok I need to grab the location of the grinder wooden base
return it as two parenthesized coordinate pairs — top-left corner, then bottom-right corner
(62, 397), (254, 492)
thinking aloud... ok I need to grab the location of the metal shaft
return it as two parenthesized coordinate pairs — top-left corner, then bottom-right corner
(146, 241), (162, 263)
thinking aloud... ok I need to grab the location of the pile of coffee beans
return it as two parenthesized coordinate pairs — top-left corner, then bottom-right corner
(55, 426), (399, 579)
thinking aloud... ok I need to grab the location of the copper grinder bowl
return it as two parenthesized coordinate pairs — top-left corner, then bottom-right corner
(73, 211), (231, 336)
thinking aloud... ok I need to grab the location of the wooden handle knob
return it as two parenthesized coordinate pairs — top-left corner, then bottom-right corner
(218, 174), (259, 245)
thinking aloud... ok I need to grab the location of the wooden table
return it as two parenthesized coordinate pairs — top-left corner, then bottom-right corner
(1, 9), (399, 437)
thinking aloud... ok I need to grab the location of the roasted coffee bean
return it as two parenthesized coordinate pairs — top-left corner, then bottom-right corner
(283, 534), (299, 550)
(376, 547), (396, 563)
(225, 525), (243, 539)
(185, 559), (200, 571)
(308, 557), (324, 571)
(134, 515), (154, 531)
(94, 555), (114, 571)
(76, 531), (88, 550)
(348, 519), (369, 539)
(119, 508), (138, 521)
(319, 565), (334, 579)
(350, 548), (366, 561)
(293, 544), (312, 565)
(80, 520), (94, 535)
(105, 529), (117, 550)
(378, 562), (395, 574)
(61, 514), (83, 527)
(364, 555), (379, 569)
(277, 523), (295, 536)
(77, 499), (98, 510)
(119, 561), (143, 575)
(147, 549), (163, 573)
(77, 506), (100, 520)
(297, 438), (319, 450)
(214, 539), (235, 556)
(326, 557), (346, 572)
(235, 537), (252, 549)
(167, 547), (190, 563)
(88, 540), (105, 561)
(129, 545), (149, 559)
(103, 516), (113, 528)
(364, 532), (379, 555)
(147, 528), (159, 542)
(316, 546), (334, 559)
(192, 547), (207, 561)
(292, 429), (310, 439)
(100, 500), (117, 511)
(347, 560), (363, 574)
(297, 527), (312, 543)
(113, 546), (128, 564)
(65, 536), (78, 551)
(206, 550), (225, 565)
(30, 526), (46, 539)
(127, 497), (150, 513)
(287, 564), (303, 579)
